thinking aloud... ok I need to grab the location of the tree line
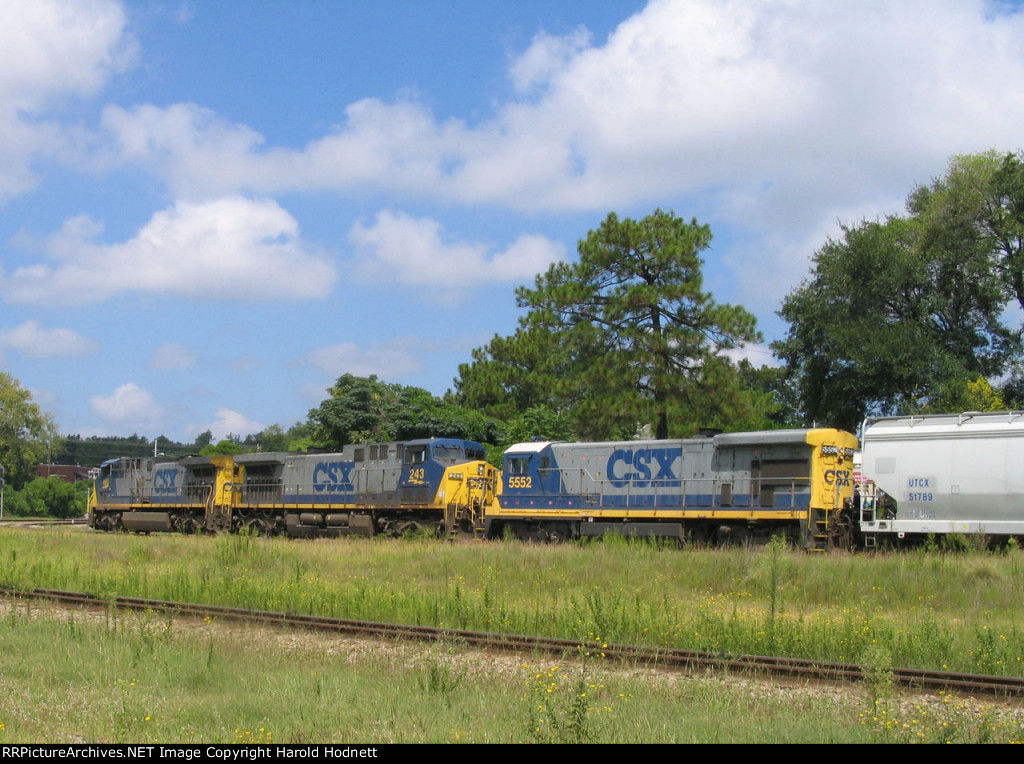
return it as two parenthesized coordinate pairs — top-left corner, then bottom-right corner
(3, 149), (1022, 515)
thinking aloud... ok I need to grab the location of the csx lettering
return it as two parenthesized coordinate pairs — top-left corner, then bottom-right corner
(313, 461), (355, 492)
(153, 468), (178, 495)
(607, 448), (680, 489)
(824, 469), (851, 486)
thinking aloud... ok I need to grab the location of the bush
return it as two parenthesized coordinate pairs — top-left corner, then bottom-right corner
(16, 477), (88, 518)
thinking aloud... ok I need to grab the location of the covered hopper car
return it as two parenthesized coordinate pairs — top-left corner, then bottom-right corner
(858, 411), (1024, 545)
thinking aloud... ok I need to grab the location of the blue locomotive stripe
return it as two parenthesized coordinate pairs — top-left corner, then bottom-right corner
(497, 493), (811, 510)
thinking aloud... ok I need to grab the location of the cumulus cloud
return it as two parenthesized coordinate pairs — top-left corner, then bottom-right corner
(6, 0), (1024, 330)
(89, 383), (162, 430)
(1, 197), (337, 306)
(508, 27), (592, 95)
(348, 210), (564, 296)
(150, 343), (198, 371)
(92, 1), (1024, 212)
(100, 103), (268, 197)
(0, 320), (99, 359)
(189, 408), (264, 442)
(80, 1), (1024, 312)
(306, 338), (423, 379)
(0, 0), (134, 200)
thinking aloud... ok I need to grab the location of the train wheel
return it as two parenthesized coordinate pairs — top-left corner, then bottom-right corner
(716, 525), (749, 546)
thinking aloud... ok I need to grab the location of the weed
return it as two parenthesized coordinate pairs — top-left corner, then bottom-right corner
(521, 663), (598, 744)
(419, 643), (467, 708)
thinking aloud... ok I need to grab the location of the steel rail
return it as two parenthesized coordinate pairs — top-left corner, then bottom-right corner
(4, 587), (1022, 698)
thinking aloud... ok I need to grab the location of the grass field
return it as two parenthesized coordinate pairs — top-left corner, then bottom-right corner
(0, 527), (1022, 742)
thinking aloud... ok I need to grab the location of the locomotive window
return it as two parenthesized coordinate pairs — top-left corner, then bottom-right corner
(508, 456), (530, 475)
(433, 445), (463, 463)
(539, 456), (552, 472)
(406, 446), (427, 464)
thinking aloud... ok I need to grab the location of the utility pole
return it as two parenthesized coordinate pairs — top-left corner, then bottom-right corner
(1, 465), (5, 520)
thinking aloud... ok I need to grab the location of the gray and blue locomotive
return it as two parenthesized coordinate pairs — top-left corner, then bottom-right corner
(90, 437), (499, 538)
(486, 428), (858, 549)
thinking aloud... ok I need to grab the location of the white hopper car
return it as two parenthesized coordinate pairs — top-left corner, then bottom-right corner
(858, 411), (1024, 542)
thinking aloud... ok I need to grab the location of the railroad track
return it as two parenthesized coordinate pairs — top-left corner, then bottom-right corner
(3, 586), (1022, 698)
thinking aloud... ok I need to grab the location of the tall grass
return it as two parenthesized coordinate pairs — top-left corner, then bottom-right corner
(1, 604), (1020, 743)
(1, 527), (1023, 677)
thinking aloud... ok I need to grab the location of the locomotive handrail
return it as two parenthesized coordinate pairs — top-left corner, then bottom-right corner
(552, 468), (813, 510)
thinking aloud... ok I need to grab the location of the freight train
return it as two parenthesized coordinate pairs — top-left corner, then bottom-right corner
(89, 427), (859, 549)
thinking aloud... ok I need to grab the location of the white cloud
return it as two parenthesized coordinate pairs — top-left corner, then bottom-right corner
(82, 1), (1024, 314)
(150, 343), (197, 371)
(348, 210), (564, 296)
(8, 0), (1024, 318)
(92, 1), (1024, 213)
(0, 0), (133, 109)
(189, 408), (264, 442)
(0, 320), (99, 359)
(0, 0), (134, 201)
(100, 103), (267, 196)
(89, 383), (162, 430)
(307, 338), (424, 380)
(508, 26), (592, 94)
(1, 197), (337, 306)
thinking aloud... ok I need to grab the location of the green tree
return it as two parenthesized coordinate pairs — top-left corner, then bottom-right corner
(0, 372), (61, 489)
(255, 424), (290, 452)
(912, 151), (1024, 318)
(309, 374), (504, 449)
(309, 374), (401, 446)
(21, 476), (87, 518)
(775, 154), (1021, 431)
(735, 361), (804, 429)
(199, 440), (244, 456)
(505, 405), (573, 445)
(458, 210), (762, 440)
(454, 326), (567, 422)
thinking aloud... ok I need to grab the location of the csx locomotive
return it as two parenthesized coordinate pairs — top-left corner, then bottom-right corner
(90, 437), (499, 539)
(489, 428), (858, 550)
(89, 427), (858, 549)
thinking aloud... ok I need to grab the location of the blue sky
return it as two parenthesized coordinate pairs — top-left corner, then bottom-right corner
(3, 0), (1024, 444)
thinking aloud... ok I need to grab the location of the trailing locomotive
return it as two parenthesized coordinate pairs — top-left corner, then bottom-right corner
(486, 428), (859, 550)
(857, 411), (1024, 545)
(89, 437), (499, 539)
